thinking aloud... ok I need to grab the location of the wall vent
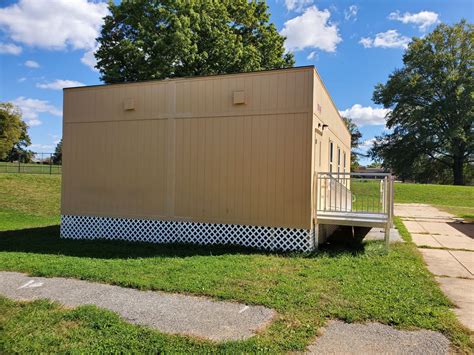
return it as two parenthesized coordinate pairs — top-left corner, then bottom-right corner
(123, 98), (135, 111)
(233, 91), (245, 105)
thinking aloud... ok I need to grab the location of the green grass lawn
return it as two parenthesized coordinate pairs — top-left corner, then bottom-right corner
(351, 179), (385, 212)
(0, 174), (472, 353)
(0, 174), (60, 230)
(395, 182), (474, 221)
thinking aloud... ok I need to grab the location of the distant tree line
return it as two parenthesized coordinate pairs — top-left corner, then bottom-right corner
(0, 102), (62, 164)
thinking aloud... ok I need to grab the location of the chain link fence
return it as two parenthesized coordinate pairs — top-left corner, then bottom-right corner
(0, 152), (62, 174)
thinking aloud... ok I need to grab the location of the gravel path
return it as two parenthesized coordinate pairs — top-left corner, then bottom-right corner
(0, 271), (275, 342)
(307, 320), (450, 354)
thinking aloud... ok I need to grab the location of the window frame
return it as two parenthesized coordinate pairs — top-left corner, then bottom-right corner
(337, 147), (341, 173)
(329, 140), (334, 172)
(343, 151), (347, 172)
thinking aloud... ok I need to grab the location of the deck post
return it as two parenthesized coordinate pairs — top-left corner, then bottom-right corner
(384, 175), (392, 248)
(384, 223), (390, 248)
(390, 176), (395, 228)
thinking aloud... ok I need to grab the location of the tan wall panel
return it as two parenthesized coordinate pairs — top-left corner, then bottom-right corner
(62, 119), (169, 217)
(171, 113), (311, 228)
(64, 67), (314, 124)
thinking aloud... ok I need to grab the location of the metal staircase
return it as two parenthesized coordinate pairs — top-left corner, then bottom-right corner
(316, 172), (394, 245)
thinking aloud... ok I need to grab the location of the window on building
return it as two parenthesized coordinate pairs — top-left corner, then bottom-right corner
(337, 147), (341, 173)
(329, 141), (333, 172)
(343, 151), (347, 172)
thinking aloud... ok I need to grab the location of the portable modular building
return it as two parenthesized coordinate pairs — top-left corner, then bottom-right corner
(61, 66), (351, 251)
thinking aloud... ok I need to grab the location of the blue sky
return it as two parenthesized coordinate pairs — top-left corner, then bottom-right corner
(0, 0), (473, 164)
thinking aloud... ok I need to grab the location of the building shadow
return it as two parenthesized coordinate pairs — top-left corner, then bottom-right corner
(0, 225), (373, 260)
(0, 225), (265, 259)
(447, 222), (474, 239)
(317, 226), (378, 257)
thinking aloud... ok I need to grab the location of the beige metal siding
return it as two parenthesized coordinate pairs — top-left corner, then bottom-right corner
(62, 67), (314, 229)
(310, 69), (352, 221)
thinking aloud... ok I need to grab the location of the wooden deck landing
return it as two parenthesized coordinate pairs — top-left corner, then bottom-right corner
(317, 211), (388, 228)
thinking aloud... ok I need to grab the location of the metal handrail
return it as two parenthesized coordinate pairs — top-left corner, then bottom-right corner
(316, 171), (394, 247)
(316, 172), (393, 216)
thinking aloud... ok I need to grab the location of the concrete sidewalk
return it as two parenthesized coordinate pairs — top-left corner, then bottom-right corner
(396, 203), (474, 331)
(307, 320), (449, 354)
(0, 271), (275, 341)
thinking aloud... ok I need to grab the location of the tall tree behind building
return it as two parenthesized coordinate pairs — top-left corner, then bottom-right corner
(371, 21), (473, 185)
(95, 0), (294, 83)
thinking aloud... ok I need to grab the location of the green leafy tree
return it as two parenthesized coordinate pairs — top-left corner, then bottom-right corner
(371, 131), (456, 183)
(52, 138), (62, 165)
(342, 116), (362, 170)
(5, 130), (33, 163)
(95, 0), (294, 83)
(0, 102), (31, 161)
(371, 20), (473, 185)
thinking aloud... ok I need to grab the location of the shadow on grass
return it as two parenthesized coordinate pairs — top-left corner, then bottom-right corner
(0, 225), (371, 259)
(318, 226), (372, 257)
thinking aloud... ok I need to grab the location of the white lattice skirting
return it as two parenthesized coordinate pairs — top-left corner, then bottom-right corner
(60, 215), (316, 252)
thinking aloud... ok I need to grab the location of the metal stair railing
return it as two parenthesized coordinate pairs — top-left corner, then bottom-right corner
(316, 172), (394, 247)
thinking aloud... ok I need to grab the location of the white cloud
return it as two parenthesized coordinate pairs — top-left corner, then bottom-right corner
(24, 118), (42, 126)
(281, 6), (342, 52)
(339, 104), (390, 126)
(389, 10), (439, 31)
(80, 46), (98, 71)
(359, 30), (410, 49)
(361, 138), (376, 148)
(356, 138), (376, 154)
(358, 37), (372, 48)
(12, 96), (62, 127)
(0, 0), (108, 50)
(0, 42), (22, 55)
(307, 51), (318, 60)
(344, 5), (358, 21)
(18, 77), (27, 83)
(24, 60), (39, 68)
(37, 79), (84, 90)
(285, 0), (313, 12)
(0, 0), (107, 71)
